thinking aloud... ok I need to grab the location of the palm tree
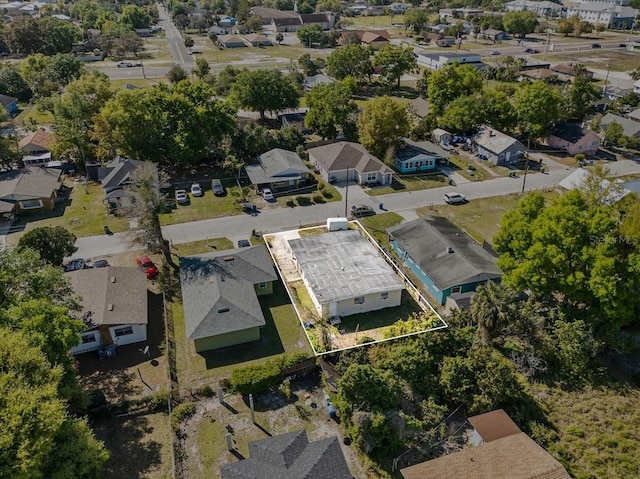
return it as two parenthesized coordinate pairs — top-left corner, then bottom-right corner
(471, 281), (518, 344)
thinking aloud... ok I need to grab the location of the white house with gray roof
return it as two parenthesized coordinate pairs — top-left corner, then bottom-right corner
(67, 267), (149, 355)
(600, 113), (640, 141)
(245, 148), (311, 192)
(179, 245), (277, 352)
(288, 230), (404, 318)
(474, 126), (525, 166)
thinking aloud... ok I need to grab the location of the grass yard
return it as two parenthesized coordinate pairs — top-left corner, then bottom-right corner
(543, 49), (640, 72)
(535, 382), (640, 479)
(173, 279), (311, 391)
(357, 212), (403, 245)
(159, 188), (246, 225)
(14, 105), (54, 127)
(13, 182), (130, 242)
(170, 237), (234, 256)
(366, 172), (450, 196)
(448, 155), (493, 182)
(275, 183), (342, 207)
(416, 191), (559, 242)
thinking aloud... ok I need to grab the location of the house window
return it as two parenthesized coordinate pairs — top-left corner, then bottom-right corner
(380, 292), (389, 301)
(451, 286), (462, 294)
(258, 282), (267, 289)
(19, 199), (44, 210)
(354, 296), (365, 305)
(114, 326), (134, 337)
(81, 334), (97, 344)
(366, 172), (377, 181)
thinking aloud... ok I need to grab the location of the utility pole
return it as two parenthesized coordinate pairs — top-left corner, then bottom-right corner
(522, 140), (530, 194)
(344, 165), (349, 218)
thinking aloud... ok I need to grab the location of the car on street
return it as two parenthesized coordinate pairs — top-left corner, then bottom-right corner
(117, 61), (142, 68)
(524, 48), (540, 53)
(443, 192), (467, 204)
(490, 50), (500, 55)
(175, 189), (188, 204)
(237, 239), (251, 248)
(93, 259), (109, 268)
(136, 256), (159, 279)
(64, 258), (86, 272)
(261, 188), (275, 201)
(190, 183), (203, 197)
(350, 205), (376, 218)
(591, 43), (601, 48)
(211, 178), (225, 196)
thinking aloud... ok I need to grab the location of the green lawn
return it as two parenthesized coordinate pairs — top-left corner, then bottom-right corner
(173, 279), (311, 389)
(357, 212), (403, 245)
(339, 290), (423, 334)
(448, 155), (492, 182)
(367, 172), (450, 196)
(159, 188), (247, 225)
(170, 237), (234, 256)
(275, 183), (342, 207)
(416, 191), (559, 242)
(543, 49), (640, 72)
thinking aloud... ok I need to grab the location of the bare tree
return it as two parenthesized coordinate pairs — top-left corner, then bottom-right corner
(127, 163), (176, 269)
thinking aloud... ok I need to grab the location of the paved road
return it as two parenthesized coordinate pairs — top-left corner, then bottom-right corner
(158, 4), (194, 68)
(72, 164), (577, 259)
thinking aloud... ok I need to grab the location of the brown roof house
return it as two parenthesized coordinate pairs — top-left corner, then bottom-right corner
(0, 166), (62, 214)
(179, 245), (278, 352)
(340, 29), (390, 49)
(220, 430), (352, 479)
(547, 121), (601, 156)
(67, 267), (149, 355)
(243, 33), (272, 46)
(308, 141), (394, 186)
(467, 409), (522, 445)
(218, 34), (248, 48)
(19, 129), (54, 165)
(550, 63), (594, 81)
(400, 432), (571, 479)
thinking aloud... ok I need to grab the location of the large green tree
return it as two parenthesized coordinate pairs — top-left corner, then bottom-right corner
(229, 69), (300, 119)
(502, 11), (537, 38)
(426, 63), (483, 114)
(95, 81), (235, 164)
(562, 76), (600, 121)
(0, 64), (32, 102)
(304, 82), (357, 139)
(16, 226), (78, 266)
(403, 9), (429, 34)
(514, 81), (560, 139)
(372, 44), (418, 89)
(357, 96), (409, 159)
(40, 17), (82, 55)
(119, 4), (152, 29)
(325, 44), (371, 82)
(4, 17), (43, 55)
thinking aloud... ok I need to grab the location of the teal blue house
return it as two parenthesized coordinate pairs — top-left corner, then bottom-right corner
(388, 216), (501, 306)
(394, 138), (449, 174)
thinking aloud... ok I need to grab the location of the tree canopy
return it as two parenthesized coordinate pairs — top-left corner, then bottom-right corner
(514, 81), (560, 139)
(325, 44), (371, 82)
(502, 11), (537, 38)
(426, 63), (483, 115)
(16, 226), (78, 266)
(357, 96), (409, 159)
(229, 69), (300, 119)
(304, 82), (357, 139)
(372, 45), (418, 89)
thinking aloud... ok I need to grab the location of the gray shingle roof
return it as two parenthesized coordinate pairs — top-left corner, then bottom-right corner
(396, 138), (449, 162)
(0, 166), (61, 201)
(220, 430), (352, 479)
(549, 121), (595, 144)
(0, 94), (17, 108)
(179, 245), (277, 340)
(388, 216), (501, 290)
(66, 267), (149, 328)
(308, 141), (393, 175)
(288, 230), (404, 304)
(100, 156), (145, 191)
(474, 127), (524, 155)
(245, 148), (310, 185)
(601, 113), (640, 137)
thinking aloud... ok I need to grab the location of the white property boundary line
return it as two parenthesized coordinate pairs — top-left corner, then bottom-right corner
(263, 221), (448, 356)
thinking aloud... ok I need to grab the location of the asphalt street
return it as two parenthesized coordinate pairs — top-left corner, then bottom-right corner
(158, 4), (194, 68)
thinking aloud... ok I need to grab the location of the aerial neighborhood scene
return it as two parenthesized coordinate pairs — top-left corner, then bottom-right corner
(2, 0), (640, 475)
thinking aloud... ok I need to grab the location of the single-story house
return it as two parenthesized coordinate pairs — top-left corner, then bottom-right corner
(218, 15), (237, 27)
(474, 126), (525, 166)
(271, 16), (303, 32)
(243, 33), (272, 46)
(279, 112), (309, 134)
(0, 166), (62, 213)
(432, 128), (452, 145)
(303, 73), (334, 90)
(417, 52), (487, 71)
(361, 31), (390, 49)
(218, 34), (248, 48)
(550, 63), (594, 81)
(209, 25), (228, 35)
(135, 28), (152, 37)
(559, 168), (630, 204)
(67, 267), (149, 355)
(408, 97), (430, 119)
(95, 156), (145, 193)
(388, 216), (502, 306)
(547, 121), (601, 156)
(400, 433), (570, 479)
(245, 148), (311, 192)
(600, 113), (640, 140)
(288, 230), (405, 318)
(627, 108), (640, 122)
(0, 93), (18, 117)
(519, 68), (555, 82)
(179, 245), (277, 352)
(220, 430), (352, 479)
(308, 141), (394, 186)
(388, 2), (410, 14)
(394, 138), (449, 173)
(468, 409), (522, 446)
(339, 30), (390, 49)
(423, 33), (456, 47)
(483, 28), (507, 41)
(19, 129), (53, 165)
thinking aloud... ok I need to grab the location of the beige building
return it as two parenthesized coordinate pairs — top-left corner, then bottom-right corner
(288, 230), (404, 318)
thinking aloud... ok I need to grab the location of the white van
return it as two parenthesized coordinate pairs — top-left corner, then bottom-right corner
(443, 192), (466, 204)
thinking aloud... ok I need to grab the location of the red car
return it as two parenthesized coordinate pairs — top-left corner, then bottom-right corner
(136, 256), (159, 279)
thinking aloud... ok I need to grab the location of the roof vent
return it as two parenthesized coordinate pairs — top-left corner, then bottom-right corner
(218, 307), (230, 313)
(447, 246), (454, 254)
(111, 276), (116, 283)
(209, 276), (215, 283)
(108, 304), (114, 311)
(223, 256), (234, 262)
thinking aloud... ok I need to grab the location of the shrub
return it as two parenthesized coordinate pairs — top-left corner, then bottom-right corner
(196, 385), (214, 397)
(231, 362), (281, 395)
(312, 194), (325, 203)
(296, 196), (312, 206)
(149, 391), (170, 411)
(317, 181), (325, 190)
(321, 188), (332, 198)
(171, 402), (196, 430)
(279, 379), (292, 400)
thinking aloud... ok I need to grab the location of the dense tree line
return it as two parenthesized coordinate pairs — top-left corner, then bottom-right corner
(2, 17), (82, 56)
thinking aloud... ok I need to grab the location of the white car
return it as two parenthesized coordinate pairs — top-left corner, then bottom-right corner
(261, 188), (274, 201)
(190, 183), (203, 197)
(175, 189), (189, 204)
(443, 192), (467, 204)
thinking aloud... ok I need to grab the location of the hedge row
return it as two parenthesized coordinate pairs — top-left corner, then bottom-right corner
(230, 352), (311, 395)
